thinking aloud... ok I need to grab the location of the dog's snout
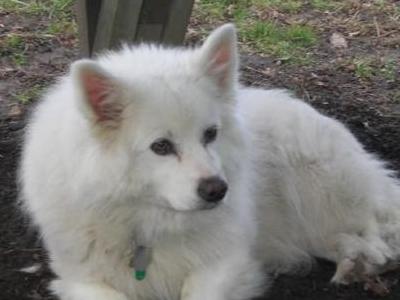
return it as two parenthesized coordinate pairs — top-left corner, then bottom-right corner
(197, 177), (228, 203)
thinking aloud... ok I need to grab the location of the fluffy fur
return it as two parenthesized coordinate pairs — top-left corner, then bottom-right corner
(20, 24), (400, 300)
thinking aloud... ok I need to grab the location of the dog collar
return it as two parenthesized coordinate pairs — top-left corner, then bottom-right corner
(130, 245), (152, 281)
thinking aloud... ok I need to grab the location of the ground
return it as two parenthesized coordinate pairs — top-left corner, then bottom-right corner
(0, 1), (399, 300)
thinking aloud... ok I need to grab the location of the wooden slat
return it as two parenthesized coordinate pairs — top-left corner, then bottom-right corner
(109, 0), (144, 46)
(136, 24), (164, 43)
(75, 0), (103, 57)
(135, 0), (173, 43)
(91, 0), (119, 54)
(76, 0), (194, 56)
(162, 0), (195, 45)
(93, 0), (143, 54)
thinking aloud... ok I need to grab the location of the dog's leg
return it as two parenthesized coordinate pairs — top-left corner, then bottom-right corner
(50, 279), (128, 300)
(181, 253), (266, 300)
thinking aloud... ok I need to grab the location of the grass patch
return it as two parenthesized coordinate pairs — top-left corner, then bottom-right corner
(0, 33), (27, 66)
(373, 0), (388, 10)
(380, 59), (397, 82)
(13, 84), (44, 103)
(352, 57), (398, 81)
(195, 0), (227, 23)
(195, 0), (318, 64)
(354, 58), (375, 79)
(310, 0), (339, 11)
(390, 90), (400, 104)
(241, 21), (316, 63)
(3, 33), (24, 49)
(259, 0), (304, 13)
(46, 16), (77, 35)
(11, 52), (27, 66)
(0, 0), (74, 17)
(257, 0), (340, 12)
(0, 0), (76, 36)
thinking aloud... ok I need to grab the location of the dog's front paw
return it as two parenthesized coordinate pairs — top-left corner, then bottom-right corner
(331, 257), (380, 284)
(51, 280), (129, 300)
(330, 232), (395, 284)
(331, 258), (356, 284)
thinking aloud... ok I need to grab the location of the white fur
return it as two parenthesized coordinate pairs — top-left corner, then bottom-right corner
(20, 24), (400, 300)
(239, 88), (400, 283)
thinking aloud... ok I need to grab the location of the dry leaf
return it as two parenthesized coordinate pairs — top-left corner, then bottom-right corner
(8, 105), (23, 118)
(261, 68), (276, 77)
(20, 263), (42, 274)
(330, 32), (348, 49)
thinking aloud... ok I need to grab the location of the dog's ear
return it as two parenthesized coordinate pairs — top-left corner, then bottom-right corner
(71, 60), (124, 129)
(198, 24), (238, 92)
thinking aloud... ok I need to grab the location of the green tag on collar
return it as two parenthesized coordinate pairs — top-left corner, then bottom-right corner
(131, 245), (151, 281)
(135, 270), (146, 281)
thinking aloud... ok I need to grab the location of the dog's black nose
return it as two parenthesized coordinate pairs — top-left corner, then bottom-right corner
(197, 176), (228, 203)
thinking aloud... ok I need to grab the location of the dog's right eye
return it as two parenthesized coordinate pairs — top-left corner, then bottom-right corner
(150, 139), (175, 156)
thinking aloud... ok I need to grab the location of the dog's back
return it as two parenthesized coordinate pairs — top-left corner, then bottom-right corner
(239, 88), (400, 281)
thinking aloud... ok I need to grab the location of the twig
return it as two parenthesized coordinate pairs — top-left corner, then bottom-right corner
(350, 10), (360, 20)
(244, 65), (265, 75)
(379, 30), (398, 38)
(2, 248), (42, 254)
(373, 17), (381, 38)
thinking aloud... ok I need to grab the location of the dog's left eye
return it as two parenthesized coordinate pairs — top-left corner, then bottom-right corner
(203, 126), (218, 145)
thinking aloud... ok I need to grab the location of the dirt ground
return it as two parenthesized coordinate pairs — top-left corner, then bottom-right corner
(1, 2), (400, 300)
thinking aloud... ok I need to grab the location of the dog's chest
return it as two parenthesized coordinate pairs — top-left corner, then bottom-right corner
(140, 246), (192, 297)
(105, 237), (198, 300)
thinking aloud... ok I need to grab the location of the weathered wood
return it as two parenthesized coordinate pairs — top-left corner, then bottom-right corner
(76, 0), (194, 56)
(75, 0), (102, 57)
(135, 0), (173, 43)
(109, 0), (143, 46)
(163, 0), (195, 45)
(136, 24), (164, 42)
(91, 0), (119, 53)
(93, 0), (143, 53)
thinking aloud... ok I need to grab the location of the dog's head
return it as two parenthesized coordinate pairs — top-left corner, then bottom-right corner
(70, 24), (244, 211)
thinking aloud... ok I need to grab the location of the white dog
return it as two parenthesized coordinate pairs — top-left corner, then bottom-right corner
(20, 24), (400, 300)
